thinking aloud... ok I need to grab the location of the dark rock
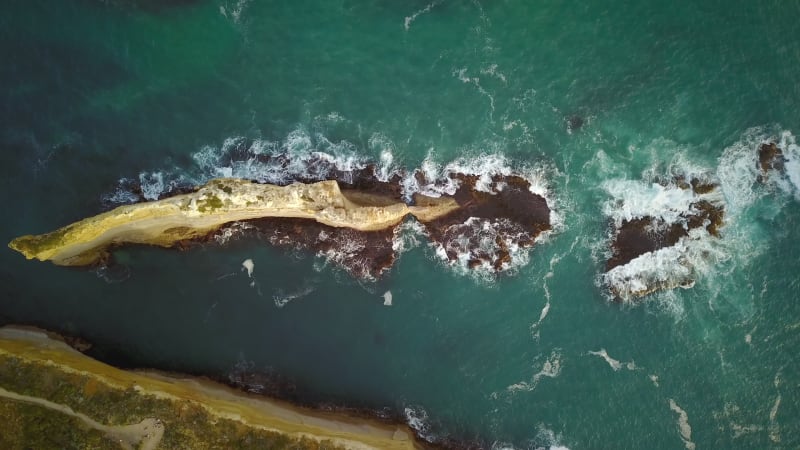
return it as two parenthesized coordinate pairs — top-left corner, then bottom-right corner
(566, 115), (585, 132)
(605, 178), (725, 298)
(419, 173), (551, 273)
(757, 142), (786, 175)
(606, 217), (686, 271)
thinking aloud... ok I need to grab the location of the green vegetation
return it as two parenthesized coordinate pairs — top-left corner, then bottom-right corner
(0, 398), (116, 449)
(196, 194), (225, 213)
(0, 355), (345, 449)
(9, 225), (73, 258)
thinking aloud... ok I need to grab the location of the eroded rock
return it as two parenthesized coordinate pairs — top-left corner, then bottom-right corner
(414, 172), (551, 273)
(604, 176), (725, 301)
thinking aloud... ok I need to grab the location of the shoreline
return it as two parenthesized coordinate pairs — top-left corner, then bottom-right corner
(0, 325), (423, 449)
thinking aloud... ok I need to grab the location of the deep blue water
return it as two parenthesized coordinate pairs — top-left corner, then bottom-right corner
(2, 1), (799, 448)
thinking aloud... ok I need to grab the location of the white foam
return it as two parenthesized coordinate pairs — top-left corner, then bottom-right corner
(400, 151), (554, 208)
(241, 259), (254, 277)
(138, 171), (167, 201)
(403, 1), (441, 31)
(587, 348), (637, 372)
(668, 399), (696, 450)
(272, 285), (314, 308)
(214, 221), (255, 245)
(718, 127), (800, 212)
(604, 222), (732, 303)
(598, 149), (730, 302)
(504, 350), (562, 394)
(392, 220), (425, 255)
(103, 179), (141, 205)
(404, 405), (434, 441)
(423, 217), (534, 281)
(184, 131), (371, 187)
(601, 180), (701, 226)
(533, 424), (570, 450)
(531, 252), (565, 336)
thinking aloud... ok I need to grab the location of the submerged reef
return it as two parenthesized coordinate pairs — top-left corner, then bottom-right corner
(9, 162), (552, 279)
(0, 326), (418, 449)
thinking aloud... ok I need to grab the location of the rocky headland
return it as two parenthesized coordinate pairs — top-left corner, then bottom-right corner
(9, 164), (552, 278)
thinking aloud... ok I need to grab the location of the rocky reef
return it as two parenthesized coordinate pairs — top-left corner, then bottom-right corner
(603, 175), (725, 301)
(413, 172), (551, 272)
(0, 326), (418, 449)
(757, 141), (787, 181)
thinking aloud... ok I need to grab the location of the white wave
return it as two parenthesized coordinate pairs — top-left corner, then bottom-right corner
(213, 221), (256, 245)
(597, 146), (730, 302)
(392, 220), (425, 255)
(601, 180), (702, 226)
(404, 405), (434, 441)
(603, 226), (727, 302)
(531, 251), (566, 337)
(185, 131), (370, 187)
(717, 127), (800, 212)
(769, 394), (781, 443)
(103, 179), (141, 205)
(780, 131), (800, 198)
(668, 399), (696, 450)
(365, 132), (396, 182)
(139, 171), (167, 201)
(533, 424), (570, 450)
(401, 151), (554, 208)
(424, 217), (533, 281)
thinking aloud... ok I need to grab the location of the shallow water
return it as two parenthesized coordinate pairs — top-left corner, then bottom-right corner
(2, 1), (799, 448)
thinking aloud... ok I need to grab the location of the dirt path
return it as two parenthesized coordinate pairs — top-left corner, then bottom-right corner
(0, 386), (164, 450)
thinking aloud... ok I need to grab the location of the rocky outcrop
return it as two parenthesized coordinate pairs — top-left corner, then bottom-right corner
(604, 176), (725, 301)
(757, 142), (786, 181)
(413, 172), (551, 272)
(9, 178), (455, 267)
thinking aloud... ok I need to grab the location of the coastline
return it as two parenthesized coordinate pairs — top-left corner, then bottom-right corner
(0, 325), (421, 449)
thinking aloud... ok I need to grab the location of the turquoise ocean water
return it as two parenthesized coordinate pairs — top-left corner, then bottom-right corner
(2, 1), (799, 448)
